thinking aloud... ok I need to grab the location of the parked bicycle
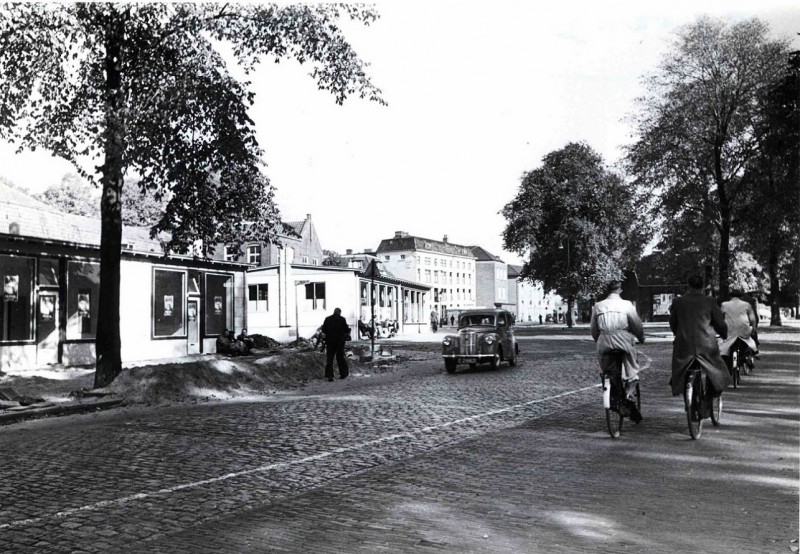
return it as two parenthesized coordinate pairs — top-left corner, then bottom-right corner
(683, 361), (722, 440)
(601, 350), (641, 438)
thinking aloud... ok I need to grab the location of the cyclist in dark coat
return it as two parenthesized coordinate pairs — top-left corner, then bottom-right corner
(321, 307), (350, 381)
(669, 275), (730, 396)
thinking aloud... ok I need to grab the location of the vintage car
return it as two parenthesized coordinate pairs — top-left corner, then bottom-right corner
(441, 308), (519, 373)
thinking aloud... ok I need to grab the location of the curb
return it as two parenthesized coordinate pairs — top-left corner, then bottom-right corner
(0, 398), (125, 426)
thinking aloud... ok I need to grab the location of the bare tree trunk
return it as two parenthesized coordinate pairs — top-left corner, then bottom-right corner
(566, 296), (574, 328)
(718, 206), (731, 301)
(94, 14), (126, 388)
(768, 244), (783, 327)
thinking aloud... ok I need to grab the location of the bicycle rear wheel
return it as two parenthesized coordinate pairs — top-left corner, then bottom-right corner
(731, 350), (739, 389)
(604, 375), (622, 438)
(685, 372), (703, 439)
(606, 407), (622, 438)
(710, 394), (722, 426)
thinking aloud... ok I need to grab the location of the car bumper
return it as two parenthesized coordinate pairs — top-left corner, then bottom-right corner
(442, 354), (498, 363)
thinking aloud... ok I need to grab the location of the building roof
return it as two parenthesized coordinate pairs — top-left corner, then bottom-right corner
(470, 245), (504, 262)
(0, 182), (166, 254)
(376, 234), (475, 258)
(507, 264), (523, 278)
(282, 220), (304, 238)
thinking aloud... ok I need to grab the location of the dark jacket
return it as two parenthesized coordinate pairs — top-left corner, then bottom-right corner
(321, 313), (350, 345)
(669, 290), (730, 395)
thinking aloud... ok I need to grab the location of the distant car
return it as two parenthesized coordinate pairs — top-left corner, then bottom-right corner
(441, 309), (519, 373)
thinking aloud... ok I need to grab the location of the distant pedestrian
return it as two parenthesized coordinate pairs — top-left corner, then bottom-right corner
(450, 315), (455, 326)
(538, 314), (543, 325)
(430, 310), (439, 332)
(321, 307), (350, 381)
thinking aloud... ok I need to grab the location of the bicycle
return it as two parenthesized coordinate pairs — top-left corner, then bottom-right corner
(724, 337), (755, 387)
(601, 350), (641, 439)
(683, 361), (722, 440)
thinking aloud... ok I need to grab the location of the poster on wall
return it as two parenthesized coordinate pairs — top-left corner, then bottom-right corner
(214, 295), (223, 315)
(3, 275), (18, 302)
(78, 291), (91, 318)
(164, 295), (174, 317)
(40, 295), (54, 321)
(187, 303), (197, 321)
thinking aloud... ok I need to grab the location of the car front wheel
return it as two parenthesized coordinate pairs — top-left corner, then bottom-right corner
(445, 359), (457, 374)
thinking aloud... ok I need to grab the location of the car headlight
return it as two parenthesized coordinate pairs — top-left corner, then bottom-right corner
(442, 337), (451, 346)
(484, 335), (495, 345)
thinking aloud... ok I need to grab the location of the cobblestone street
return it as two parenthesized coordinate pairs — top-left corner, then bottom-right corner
(1, 326), (797, 553)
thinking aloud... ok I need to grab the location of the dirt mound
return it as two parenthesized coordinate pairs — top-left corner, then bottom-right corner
(249, 334), (282, 350)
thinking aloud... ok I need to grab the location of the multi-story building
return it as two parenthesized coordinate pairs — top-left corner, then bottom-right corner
(212, 214), (323, 268)
(376, 232), (477, 321)
(471, 246), (512, 311)
(507, 264), (567, 324)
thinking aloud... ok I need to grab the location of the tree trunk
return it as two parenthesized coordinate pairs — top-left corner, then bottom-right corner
(94, 14), (126, 388)
(768, 243), (782, 327)
(566, 296), (574, 328)
(717, 207), (731, 302)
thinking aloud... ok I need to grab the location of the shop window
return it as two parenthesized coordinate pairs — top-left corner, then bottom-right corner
(0, 254), (35, 341)
(153, 268), (185, 337)
(304, 282), (325, 310)
(247, 244), (261, 265)
(38, 258), (60, 287)
(248, 283), (268, 311)
(67, 261), (100, 339)
(206, 273), (234, 336)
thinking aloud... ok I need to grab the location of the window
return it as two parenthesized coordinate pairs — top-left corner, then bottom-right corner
(38, 258), (59, 287)
(424, 269), (431, 283)
(206, 273), (234, 336)
(248, 283), (269, 311)
(400, 254), (406, 260)
(425, 257), (431, 265)
(153, 268), (185, 337)
(312, 258), (319, 266)
(224, 245), (237, 262)
(384, 255), (390, 261)
(0, 254), (35, 341)
(305, 282), (326, 310)
(434, 271), (439, 283)
(434, 259), (438, 267)
(247, 244), (261, 265)
(301, 256), (309, 265)
(67, 261), (100, 339)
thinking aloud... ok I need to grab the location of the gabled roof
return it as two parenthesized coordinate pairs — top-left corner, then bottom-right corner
(282, 220), (304, 238)
(470, 245), (504, 262)
(0, 182), (165, 253)
(507, 264), (522, 278)
(376, 235), (475, 258)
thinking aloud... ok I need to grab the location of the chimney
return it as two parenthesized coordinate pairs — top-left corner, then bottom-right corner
(394, 231), (403, 238)
(306, 214), (311, 220)
(346, 249), (353, 255)
(443, 234), (448, 243)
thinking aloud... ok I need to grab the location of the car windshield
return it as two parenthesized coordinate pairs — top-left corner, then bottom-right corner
(460, 314), (495, 327)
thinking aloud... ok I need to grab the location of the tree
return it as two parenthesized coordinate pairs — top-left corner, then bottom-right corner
(322, 249), (345, 267)
(625, 17), (790, 300)
(502, 142), (648, 327)
(0, 4), (383, 387)
(35, 173), (100, 218)
(736, 51), (800, 325)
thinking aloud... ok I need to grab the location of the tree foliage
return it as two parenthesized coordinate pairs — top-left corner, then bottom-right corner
(502, 142), (648, 326)
(625, 16), (790, 299)
(0, 3), (383, 386)
(322, 249), (345, 267)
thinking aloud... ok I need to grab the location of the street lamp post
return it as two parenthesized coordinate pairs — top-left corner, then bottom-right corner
(295, 280), (310, 341)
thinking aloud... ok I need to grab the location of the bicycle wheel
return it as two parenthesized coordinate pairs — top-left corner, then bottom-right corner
(710, 394), (722, 426)
(604, 376), (622, 438)
(731, 350), (739, 389)
(685, 372), (703, 439)
(635, 382), (641, 412)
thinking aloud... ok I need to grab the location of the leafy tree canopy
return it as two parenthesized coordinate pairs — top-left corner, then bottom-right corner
(502, 142), (649, 323)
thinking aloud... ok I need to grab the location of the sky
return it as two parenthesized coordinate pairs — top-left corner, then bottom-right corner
(1, 0), (798, 265)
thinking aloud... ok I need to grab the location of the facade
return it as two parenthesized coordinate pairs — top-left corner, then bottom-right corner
(376, 232), (476, 321)
(0, 183), (248, 370)
(507, 265), (566, 323)
(213, 214), (324, 268)
(471, 246), (512, 311)
(244, 251), (430, 342)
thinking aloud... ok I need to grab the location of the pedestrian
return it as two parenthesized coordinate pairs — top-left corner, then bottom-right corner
(321, 307), (350, 381)
(430, 309), (438, 332)
(450, 315), (455, 326)
(538, 314), (543, 325)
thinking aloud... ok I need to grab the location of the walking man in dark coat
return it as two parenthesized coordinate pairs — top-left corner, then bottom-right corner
(321, 307), (350, 381)
(669, 275), (730, 396)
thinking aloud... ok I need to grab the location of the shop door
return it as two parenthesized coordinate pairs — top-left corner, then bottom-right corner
(187, 299), (200, 354)
(36, 291), (59, 365)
